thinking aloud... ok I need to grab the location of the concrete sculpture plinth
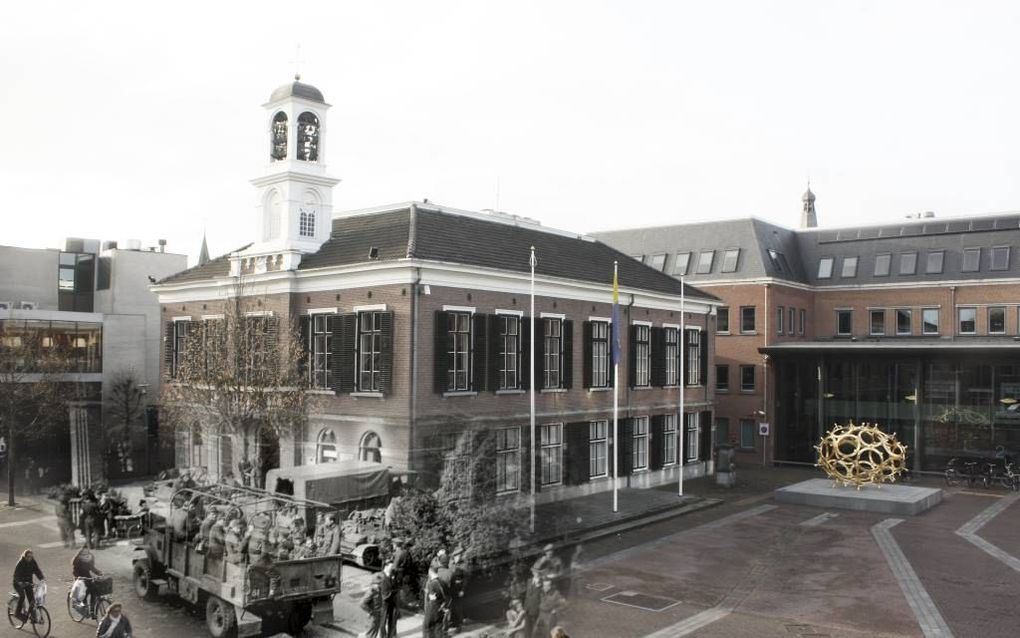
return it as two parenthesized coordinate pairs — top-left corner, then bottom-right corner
(775, 479), (943, 516)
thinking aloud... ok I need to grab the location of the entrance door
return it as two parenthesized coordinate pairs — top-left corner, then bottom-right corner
(256, 426), (280, 489)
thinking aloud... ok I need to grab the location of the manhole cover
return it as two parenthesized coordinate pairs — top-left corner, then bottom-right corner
(602, 591), (680, 612)
(586, 582), (614, 592)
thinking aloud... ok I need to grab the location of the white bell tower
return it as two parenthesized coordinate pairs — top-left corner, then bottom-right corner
(235, 75), (340, 274)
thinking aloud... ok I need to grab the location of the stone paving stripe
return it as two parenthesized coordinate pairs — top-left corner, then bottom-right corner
(955, 493), (1020, 573)
(871, 518), (954, 638)
(642, 606), (732, 638)
(38, 541), (64, 549)
(955, 493), (1019, 536)
(0, 516), (51, 529)
(800, 512), (839, 527)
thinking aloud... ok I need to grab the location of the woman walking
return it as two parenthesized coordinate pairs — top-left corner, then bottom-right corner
(95, 602), (132, 638)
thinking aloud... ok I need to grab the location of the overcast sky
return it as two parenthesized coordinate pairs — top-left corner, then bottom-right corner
(4, 1), (1020, 266)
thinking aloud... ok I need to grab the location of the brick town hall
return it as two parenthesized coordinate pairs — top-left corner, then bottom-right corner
(152, 78), (720, 502)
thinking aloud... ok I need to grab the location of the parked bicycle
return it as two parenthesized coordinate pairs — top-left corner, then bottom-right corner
(6, 583), (51, 638)
(945, 450), (1020, 491)
(68, 575), (113, 623)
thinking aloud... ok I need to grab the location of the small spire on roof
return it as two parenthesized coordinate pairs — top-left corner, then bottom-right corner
(198, 232), (210, 266)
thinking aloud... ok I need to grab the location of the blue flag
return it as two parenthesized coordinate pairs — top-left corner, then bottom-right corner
(611, 267), (621, 365)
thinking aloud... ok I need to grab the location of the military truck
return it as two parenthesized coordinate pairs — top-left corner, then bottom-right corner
(265, 461), (406, 571)
(131, 484), (341, 637)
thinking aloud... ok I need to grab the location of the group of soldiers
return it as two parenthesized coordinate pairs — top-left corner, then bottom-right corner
(168, 487), (344, 571)
(504, 544), (571, 638)
(360, 541), (467, 638)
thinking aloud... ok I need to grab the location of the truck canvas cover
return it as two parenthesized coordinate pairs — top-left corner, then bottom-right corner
(265, 461), (390, 505)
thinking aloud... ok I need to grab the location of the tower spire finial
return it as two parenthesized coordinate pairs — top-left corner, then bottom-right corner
(291, 44), (304, 81)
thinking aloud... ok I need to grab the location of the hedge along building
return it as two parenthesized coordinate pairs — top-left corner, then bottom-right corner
(152, 78), (720, 501)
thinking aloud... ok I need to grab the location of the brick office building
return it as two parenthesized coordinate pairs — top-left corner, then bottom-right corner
(596, 190), (1020, 472)
(152, 79), (719, 501)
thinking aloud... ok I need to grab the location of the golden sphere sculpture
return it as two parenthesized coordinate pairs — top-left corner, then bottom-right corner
(814, 421), (908, 488)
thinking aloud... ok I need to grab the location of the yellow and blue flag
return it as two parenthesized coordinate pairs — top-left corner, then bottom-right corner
(611, 265), (621, 365)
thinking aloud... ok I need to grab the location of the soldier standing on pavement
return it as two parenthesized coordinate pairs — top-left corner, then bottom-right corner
(422, 566), (449, 638)
(448, 549), (467, 632)
(359, 573), (383, 638)
(535, 577), (567, 638)
(523, 569), (542, 638)
(390, 538), (409, 604)
(379, 561), (399, 638)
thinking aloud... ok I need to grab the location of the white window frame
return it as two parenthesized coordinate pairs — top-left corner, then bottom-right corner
(495, 427), (521, 494)
(358, 310), (383, 392)
(538, 423), (563, 486)
(542, 317), (564, 389)
(311, 312), (333, 389)
(589, 420), (608, 479)
(922, 307), (940, 335)
(959, 306), (977, 335)
(496, 312), (521, 391)
(663, 326), (679, 386)
(684, 412), (700, 463)
(632, 416), (649, 471)
(633, 323), (651, 387)
(895, 308), (912, 336)
(988, 306), (1007, 335)
(663, 414), (677, 466)
(870, 309), (885, 336)
(685, 328), (701, 386)
(590, 320), (611, 389)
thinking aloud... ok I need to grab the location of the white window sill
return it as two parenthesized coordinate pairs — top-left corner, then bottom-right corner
(540, 388), (567, 394)
(496, 389), (526, 395)
(307, 389), (334, 395)
(588, 387), (612, 392)
(632, 468), (649, 474)
(684, 384), (705, 389)
(740, 331), (758, 336)
(443, 391), (478, 398)
(740, 389), (756, 394)
(717, 331), (731, 336)
(496, 489), (519, 497)
(588, 474), (609, 481)
(539, 482), (562, 489)
(716, 388), (729, 393)
(631, 386), (653, 391)
(350, 392), (384, 398)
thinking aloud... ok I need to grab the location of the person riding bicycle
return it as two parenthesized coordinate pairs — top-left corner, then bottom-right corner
(72, 547), (105, 618)
(12, 548), (45, 621)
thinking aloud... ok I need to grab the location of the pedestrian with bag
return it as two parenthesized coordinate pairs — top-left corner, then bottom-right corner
(359, 573), (383, 638)
(72, 547), (105, 619)
(95, 601), (133, 638)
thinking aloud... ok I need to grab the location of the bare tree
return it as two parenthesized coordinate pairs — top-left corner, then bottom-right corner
(161, 288), (307, 485)
(104, 369), (145, 475)
(0, 325), (71, 506)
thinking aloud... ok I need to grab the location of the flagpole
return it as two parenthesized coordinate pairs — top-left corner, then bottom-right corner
(679, 275), (685, 497)
(530, 246), (537, 533)
(613, 261), (619, 514)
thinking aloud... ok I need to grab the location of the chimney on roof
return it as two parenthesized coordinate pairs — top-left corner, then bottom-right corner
(801, 183), (818, 229)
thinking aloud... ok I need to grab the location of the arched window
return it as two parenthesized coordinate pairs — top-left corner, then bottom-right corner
(297, 112), (320, 162)
(299, 209), (315, 237)
(359, 431), (382, 463)
(317, 429), (338, 464)
(270, 112), (288, 161)
(263, 190), (282, 241)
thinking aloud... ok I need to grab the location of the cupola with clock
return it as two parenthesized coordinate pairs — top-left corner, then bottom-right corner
(235, 75), (340, 274)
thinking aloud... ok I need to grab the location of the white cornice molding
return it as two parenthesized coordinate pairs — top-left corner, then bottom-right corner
(153, 259), (717, 314)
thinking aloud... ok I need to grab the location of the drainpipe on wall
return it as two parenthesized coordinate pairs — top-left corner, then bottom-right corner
(408, 202), (420, 474)
(949, 285), (957, 339)
(762, 284), (770, 467)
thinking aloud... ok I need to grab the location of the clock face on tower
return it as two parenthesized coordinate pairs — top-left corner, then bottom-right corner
(298, 206), (317, 238)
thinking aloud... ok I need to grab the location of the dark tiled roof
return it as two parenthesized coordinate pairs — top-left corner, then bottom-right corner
(298, 209), (410, 270)
(158, 205), (716, 301)
(157, 244), (250, 284)
(408, 207), (714, 300)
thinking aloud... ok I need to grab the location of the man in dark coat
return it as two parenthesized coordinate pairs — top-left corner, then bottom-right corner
(12, 549), (44, 621)
(81, 493), (101, 549)
(522, 569), (542, 638)
(448, 550), (467, 631)
(379, 562), (399, 638)
(422, 566), (449, 638)
(390, 538), (409, 599)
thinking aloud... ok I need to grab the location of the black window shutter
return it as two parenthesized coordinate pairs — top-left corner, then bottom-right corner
(683, 329), (692, 387)
(378, 312), (394, 394)
(298, 316), (310, 378)
(164, 321), (174, 376)
(520, 318), (531, 391)
(699, 329), (708, 387)
(618, 418), (633, 476)
(487, 315), (501, 392)
(519, 426), (531, 494)
(562, 320), (574, 389)
(650, 415), (665, 471)
(332, 313), (357, 394)
(628, 324), (638, 388)
(471, 313), (487, 392)
(565, 421), (589, 485)
(650, 327), (665, 386)
(582, 321), (593, 389)
(700, 410), (712, 462)
(434, 311), (451, 394)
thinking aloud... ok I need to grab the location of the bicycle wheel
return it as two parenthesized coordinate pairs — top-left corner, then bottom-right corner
(8, 596), (27, 629)
(31, 605), (51, 638)
(67, 592), (87, 623)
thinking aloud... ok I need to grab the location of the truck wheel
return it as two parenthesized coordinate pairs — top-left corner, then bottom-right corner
(133, 562), (158, 601)
(286, 603), (313, 635)
(205, 596), (237, 638)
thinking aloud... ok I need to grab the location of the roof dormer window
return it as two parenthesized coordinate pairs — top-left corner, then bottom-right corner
(696, 250), (715, 274)
(721, 248), (740, 273)
(926, 250), (944, 274)
(817, 257), (834, 279)
(841, 256), (858, 278)
(899, 252), (917, 275)
(991, 246), (1010, 271)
